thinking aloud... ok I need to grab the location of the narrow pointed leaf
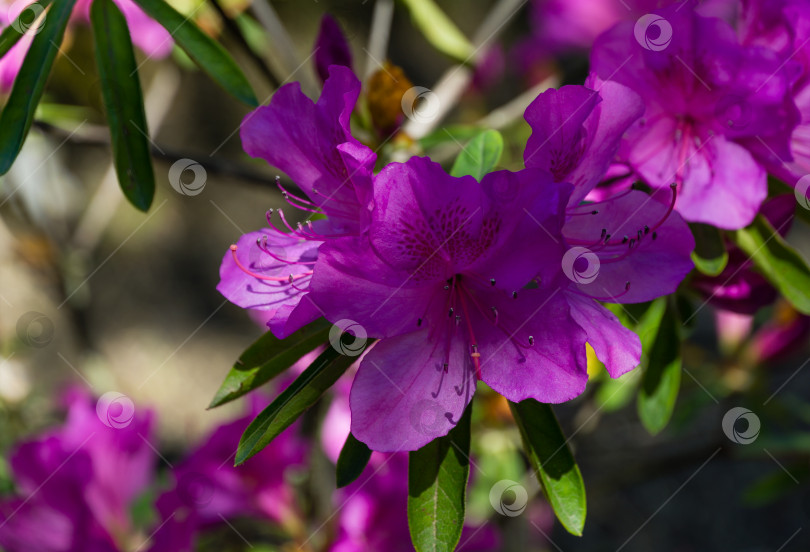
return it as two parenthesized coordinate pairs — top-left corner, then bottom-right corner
(131, 0), (258, 106)
(235, 345), (355, 465)
(209, 320), (330, 409)
(690, 223), (728, 276)
(450, 129), (504, 181)
(731, 215), (810, 315)
(509, 399), (586, 536)
(408, 404), (472, 552)
(0, 0), (76, 175)
(91, 0), (155, 211)
(0, 0), (53, 60)
(399, 0), (474, 62)
(637, 299), (682, 435)
(336, 432), (372, 488)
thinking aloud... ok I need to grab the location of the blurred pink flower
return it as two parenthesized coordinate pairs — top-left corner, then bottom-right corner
(0, 388), (156, 552)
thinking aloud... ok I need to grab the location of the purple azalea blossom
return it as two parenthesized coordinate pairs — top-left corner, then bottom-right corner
(590, 2), (800, 229)
(218, 65), (375, 339)
(734, 0), (810, 192)
(0, 389), (156, 552)
(0, 0), (171, 92)
(314, 14), (354, 85)
(148, 400), (308, 552)
(524, 78), (696, 380)
(309, 128), (694, 452)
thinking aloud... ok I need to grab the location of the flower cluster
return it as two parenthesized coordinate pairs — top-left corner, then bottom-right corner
(218, 57), (696, 450)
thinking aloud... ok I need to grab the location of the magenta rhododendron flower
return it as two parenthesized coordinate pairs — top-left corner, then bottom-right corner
(218, 65), (375, 338)
(0, 389), (155, 552)
(148, 400), (308, 551)
(734, 0), (810, 191)
(590, 2), (800, 229)
(524, 78), (695, 378)
(308, 146), (694, 450)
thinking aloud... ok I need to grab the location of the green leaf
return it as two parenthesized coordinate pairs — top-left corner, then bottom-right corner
(336, 432), (372, 488)
(690, 223), (728, 276)
(450, 130), (504, 181)
(91, 0), (155, 211)
(131, 0), (257, 106)
(399, 0), (474, 63)
(408, 404), (472, 552)
(731, 215), (810, 315)
(419, 124), (480, 151)
(637, 299), (682, 435)
(509, 399), (586, 536)
(235, 345), (354, 465)
(0, 0), (52, 60)
(0, 0), (76, 175)
(208, 320), (330, 409)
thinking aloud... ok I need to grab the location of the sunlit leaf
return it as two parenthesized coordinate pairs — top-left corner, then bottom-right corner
(209, 319), (330, 409)
(450, 129), (504, 181)
(690, 223), (728, 276)
(399, 0), (474, 62)
(408, 404), (471, 552)
(235, 345), (354, 465)
(510, 399), (586, 536)
(637, 299), (681, 435)
(731, 215), (810, 315)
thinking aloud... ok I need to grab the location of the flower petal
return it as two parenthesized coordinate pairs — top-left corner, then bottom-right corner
(564, 291), (640, 378)
(476, 288), (589, 403)
(240, 66), (375, 233)
(563, 189), (695, 303)
(350, 331), (475, 451)
(216, 230), (321, 338)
